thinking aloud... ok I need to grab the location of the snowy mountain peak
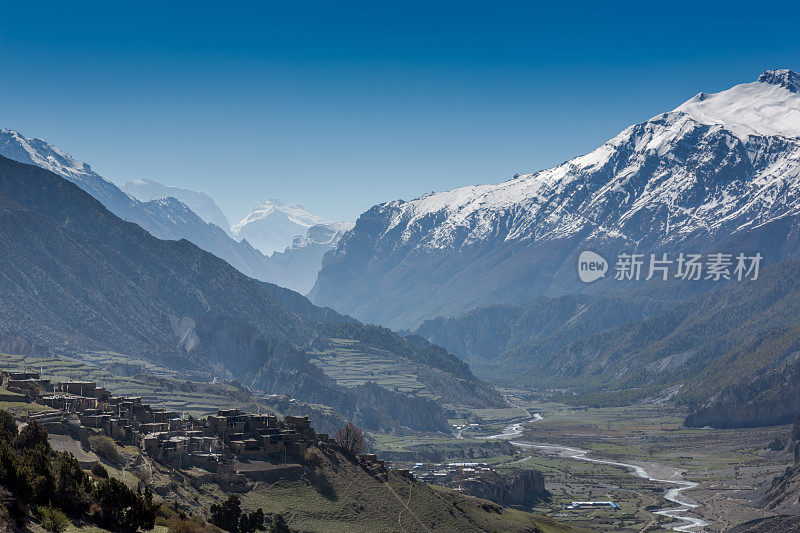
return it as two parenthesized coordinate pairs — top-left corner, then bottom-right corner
(0, 128), (95, 180)
(231, 199), (332, 254)
(311, 69), (800, 327)
(254, 198), (290, 209)
(233, 200), (328, 232)
(675, 69), (800, 140)
(757, 69), (800, 93)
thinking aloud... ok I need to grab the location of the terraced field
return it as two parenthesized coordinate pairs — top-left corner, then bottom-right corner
(308, 338), (427, 394)
(0, 352), (257, 417)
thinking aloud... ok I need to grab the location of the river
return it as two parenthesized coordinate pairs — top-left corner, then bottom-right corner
(482, 416), (710, 531)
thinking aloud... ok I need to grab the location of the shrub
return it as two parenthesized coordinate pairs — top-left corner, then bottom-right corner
(270, 514), (290, 533)
(91, 461), (109, 478)
(134, 465), (152, 483)
(38, 506), (71, 533)
(164, 515), (217, 533)
(88, 435), (124, 465)
(304, 446), (324, 469)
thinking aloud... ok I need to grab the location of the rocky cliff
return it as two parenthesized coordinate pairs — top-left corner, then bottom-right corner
(453, 469), (548, 509)
(762, 416), (800, 513)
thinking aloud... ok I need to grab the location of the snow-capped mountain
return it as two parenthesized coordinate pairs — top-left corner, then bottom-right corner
(0, 129), (283, 284)
(291, 221), (355, 249)
(123, 178), (231, 233)
(0, 129), (155, 228)
(310, 69), (800, 329)
(0, 128), (352, 294)
(232, 199), (330, 254)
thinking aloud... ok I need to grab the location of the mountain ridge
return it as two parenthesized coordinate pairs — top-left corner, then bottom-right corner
(0, 154), (503, 433)
(123, 177), (232, 232)
(311, 69), (800, 329)
(0, 129), (348, 293)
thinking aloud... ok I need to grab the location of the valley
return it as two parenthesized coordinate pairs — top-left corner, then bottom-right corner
(4, 328), (795, 531)
(366, 391), (797, 532)
(3, 23), (800, 530)
(0, 349), (587, 532)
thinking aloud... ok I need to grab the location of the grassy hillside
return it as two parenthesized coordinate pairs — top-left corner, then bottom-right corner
(0, 400), (585, 533)
(145, 436), (582, 533)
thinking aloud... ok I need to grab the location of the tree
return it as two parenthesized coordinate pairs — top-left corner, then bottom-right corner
(12, 421), (53, 502)
(91, 462), (109, 478)
(14, 420), (50, 452)
(335, 423), (366, 455)
(92, 478), (156, 532)
(209, 495), (242, 532)
(270, 514), (290, 533)
(239, 508), (265, 533)
(52, 451), (90, 510)
(88, 435), (124, 465)
(0, 410), (17, 441)
(209, 496), (265, 533)
(304, 446), (324, 469)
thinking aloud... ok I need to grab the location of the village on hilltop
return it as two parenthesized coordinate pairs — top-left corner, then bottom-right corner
(0, 368), (394, 483)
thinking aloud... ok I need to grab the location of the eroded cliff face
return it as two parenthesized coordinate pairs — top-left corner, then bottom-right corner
(347, 381), (451, 434)
(0, 331), (50, 358)
(763, 416), (800, 513)
(685, 350), (800, 429)
(185, 315), (453, 434)
(453, 469), (547, 509)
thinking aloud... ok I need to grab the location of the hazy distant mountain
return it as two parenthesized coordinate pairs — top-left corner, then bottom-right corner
(265, 221), (354, 294)
(232, 199), (329, 255)
(311, 69), (800, 329)
(123, 178), (231, 233)
(0, 129), (276, 279)
(0, 154), (503, 431)
(0, 129), (348, 293)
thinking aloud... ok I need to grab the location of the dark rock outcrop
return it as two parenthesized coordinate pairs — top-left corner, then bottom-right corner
(0, 330), (50, 357)
(762, 416), (800, 512)
(452, 469), (548, 509)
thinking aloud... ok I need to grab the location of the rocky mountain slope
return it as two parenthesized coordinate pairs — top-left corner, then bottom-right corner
(414, 293), (670, 382)
(0, 155), (502, 431)
(494, 252), (800, 426)
(0, 129), (279, 281)
(413, 222), (800, 428)
(123, 177), (232, 232)
(311, 69), (800, 329)
(761, 417), (800, 513)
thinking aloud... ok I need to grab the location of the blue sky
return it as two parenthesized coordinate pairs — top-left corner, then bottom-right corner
(1, 2), (799, 222)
